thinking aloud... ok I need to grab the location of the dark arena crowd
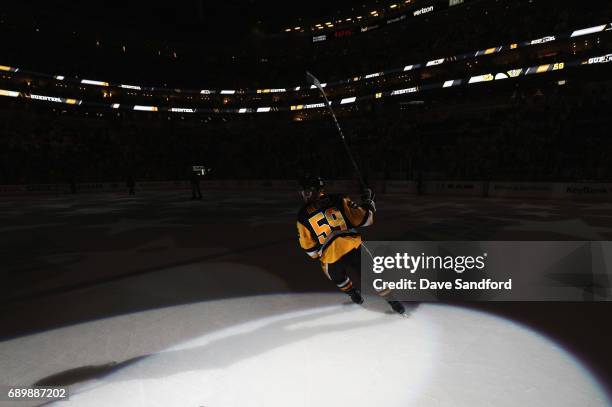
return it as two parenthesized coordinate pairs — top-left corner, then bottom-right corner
(1, 0), (612, 185)
(1, 79), (612, 184)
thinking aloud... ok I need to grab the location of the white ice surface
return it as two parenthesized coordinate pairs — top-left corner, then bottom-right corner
(0, 294), (609, 407)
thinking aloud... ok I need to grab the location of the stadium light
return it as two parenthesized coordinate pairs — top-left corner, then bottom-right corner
(570, 25), (606, 37)
(81, 79), (109, 86)
(0, 89), (19, 97)
(133, 105), (158, 111)
(340, 96), (356, 104)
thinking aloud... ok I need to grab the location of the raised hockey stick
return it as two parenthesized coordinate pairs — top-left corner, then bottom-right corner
(306, 71), (366, 192)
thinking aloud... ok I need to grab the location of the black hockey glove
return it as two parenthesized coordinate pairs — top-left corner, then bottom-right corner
(361, 188), (376, 213)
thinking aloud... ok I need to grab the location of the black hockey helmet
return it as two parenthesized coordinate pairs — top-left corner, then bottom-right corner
(298, 175), (325, 192)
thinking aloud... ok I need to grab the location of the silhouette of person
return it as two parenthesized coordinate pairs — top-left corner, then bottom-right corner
(190, 168), (202, 200)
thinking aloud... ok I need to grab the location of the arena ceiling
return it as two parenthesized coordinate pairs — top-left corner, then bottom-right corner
(3, 0), (386, 40)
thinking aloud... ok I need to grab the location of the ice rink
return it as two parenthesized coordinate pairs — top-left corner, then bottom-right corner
(1, 294), (610, 407)
(1, 190), (612, 405)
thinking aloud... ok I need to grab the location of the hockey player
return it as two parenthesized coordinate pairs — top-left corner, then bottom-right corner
(296, 175), (405, 315)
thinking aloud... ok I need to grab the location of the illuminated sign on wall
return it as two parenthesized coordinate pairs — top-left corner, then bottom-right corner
(334, 30), (354, 38)
(170, 108), (196, 113)
(31, 94), (62, 103)
(587, 54), (612, 64)
(257, 88), (287, 94)
(360, 25), (379, 32)
(390, 87), (418, 95)
(413, 6), (434, 16)
(387, 15), (406, 24)
(426, 58), (445, 66)
(530, 36), (556, 45)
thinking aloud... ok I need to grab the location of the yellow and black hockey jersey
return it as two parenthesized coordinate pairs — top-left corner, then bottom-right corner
(296, 194), (374, 264)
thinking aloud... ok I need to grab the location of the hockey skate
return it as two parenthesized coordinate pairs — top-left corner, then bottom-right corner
(387, 300), (406, 315)
(347, 288), (364, 305)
